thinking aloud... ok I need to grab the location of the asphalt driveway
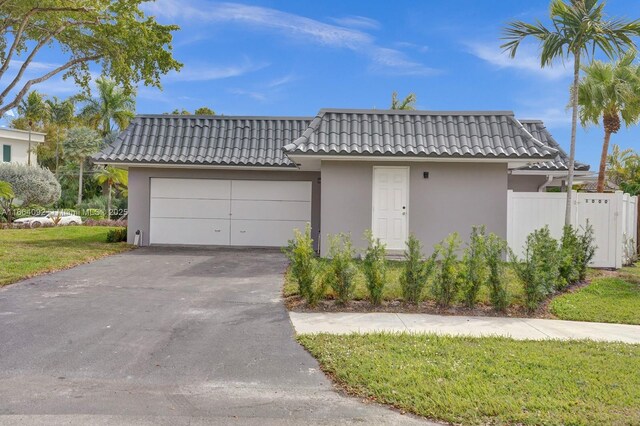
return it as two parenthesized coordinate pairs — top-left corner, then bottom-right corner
(0, 247), (427, 425)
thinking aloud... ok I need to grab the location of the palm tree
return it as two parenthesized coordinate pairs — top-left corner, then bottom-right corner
(77, 77), (135, 137)
(502, 0), (640, 224)
(578, 53), (640, 192)
(607, 144), (640, 194)
(62, 127), (102, 205)
(45, 97), (75, 178)
(390, 91), (417, 110)
(16, 90), (50, 165)
(95, 166), (128, 219)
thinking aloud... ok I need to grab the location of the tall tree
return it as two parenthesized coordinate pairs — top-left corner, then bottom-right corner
(502, 0), (640, 224)
(45, 96), (75, 177)
(607, 144), (640, 194)
(62, 126), (101, 205)
(14, 90), (49, 165)
(390, 91), (417, 110)
(578, 53), (640, 192)
(95, 166), (127, 219)
(0, 0), (181, 117)
(77, 77), (135, 136)
(194, 106), (215, 115)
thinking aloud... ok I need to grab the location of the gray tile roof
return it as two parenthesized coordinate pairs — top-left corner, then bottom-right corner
(282, 109), (558, 160)
(518, 120), (590, 171)
(93, 114), (313, 167)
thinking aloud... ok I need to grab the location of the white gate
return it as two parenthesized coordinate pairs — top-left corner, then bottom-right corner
(507, 190), (638, 268)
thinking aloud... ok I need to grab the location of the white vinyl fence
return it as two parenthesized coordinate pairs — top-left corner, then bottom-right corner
(507, 190), (638, 268)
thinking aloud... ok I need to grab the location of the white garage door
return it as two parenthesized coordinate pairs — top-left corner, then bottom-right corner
(149, 178), (311, 247)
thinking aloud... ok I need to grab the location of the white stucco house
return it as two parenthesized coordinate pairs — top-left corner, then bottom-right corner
(0, 127), (46, 165)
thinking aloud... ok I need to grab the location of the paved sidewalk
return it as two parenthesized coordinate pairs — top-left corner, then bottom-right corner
(289, 312), (640, 344)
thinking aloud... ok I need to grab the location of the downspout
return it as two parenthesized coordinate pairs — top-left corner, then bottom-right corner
(538, 175), (554, 192)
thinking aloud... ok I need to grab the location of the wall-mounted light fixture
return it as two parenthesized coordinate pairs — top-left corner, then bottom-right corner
(423, 171), (429, 179)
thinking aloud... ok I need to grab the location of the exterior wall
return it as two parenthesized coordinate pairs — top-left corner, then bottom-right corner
(0, 128), (45, 165)
(320, 160), (508, 255)
(508, 174), (547, 192)
(0, 139), (36, 164)
(127, 167), (321, 249)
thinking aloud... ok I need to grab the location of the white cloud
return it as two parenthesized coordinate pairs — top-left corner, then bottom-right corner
(369, 47), (439, 76)
(228, 88), (267, 102)
(164, 59), (268, 82)
(466, 41), (571, 80)
(267, 73), (296, 88)
(329, 15), (380, 30)
(145, 0), (438, 76)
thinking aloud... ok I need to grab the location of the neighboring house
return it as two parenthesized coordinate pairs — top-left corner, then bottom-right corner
(508, 120), (591, 192)
(94, 109), (588, 254)
(0, 127), (46, 165)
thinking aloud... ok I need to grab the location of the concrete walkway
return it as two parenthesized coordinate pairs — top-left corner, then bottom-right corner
(289, 312), (640, 344)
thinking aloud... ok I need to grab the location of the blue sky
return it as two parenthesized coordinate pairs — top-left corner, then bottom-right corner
(5, 0), (640, 168)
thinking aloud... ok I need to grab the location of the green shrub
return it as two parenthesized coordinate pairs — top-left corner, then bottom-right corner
(284, 225), (325, 306)
(485, 233), (509, 311)
(461, 226), (486, 308)
(433, 233), (462, 307)
(106, 227), (127, 243)
(558, 225), (580, 289)
(577, 222), (597, 281)
(400, 235), (437, 304)
(362, 230), (387, 305)
(511, 226), (561, 312)
(325, 233), (357, 304)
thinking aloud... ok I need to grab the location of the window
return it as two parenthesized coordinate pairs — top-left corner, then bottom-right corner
(2, 144), (10, 162)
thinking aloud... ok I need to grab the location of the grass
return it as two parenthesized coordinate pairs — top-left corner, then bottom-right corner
(299, 333), (640, 425)
(550, 277), (640, 325)
(0, 226), (132, 286)
(284, 259), (525, 306)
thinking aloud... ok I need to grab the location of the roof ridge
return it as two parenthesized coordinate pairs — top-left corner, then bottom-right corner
(135, 114), (315, 120)
(509, 116), (558, 155)
(318, 108), (516, 116)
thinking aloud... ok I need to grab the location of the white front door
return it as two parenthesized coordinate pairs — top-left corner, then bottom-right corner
(372, 167), (409, 250)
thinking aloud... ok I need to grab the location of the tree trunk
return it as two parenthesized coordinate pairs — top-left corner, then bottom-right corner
(597, 130), (612, 193)
(77, 160), (83, 205)
(107, 181), (112, 220)
(565, 52), (580, 226)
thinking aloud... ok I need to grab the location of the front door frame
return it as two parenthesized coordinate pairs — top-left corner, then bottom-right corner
(371, 166), (410, 250)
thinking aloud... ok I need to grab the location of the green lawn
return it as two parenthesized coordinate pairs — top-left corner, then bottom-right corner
(550, 277), (640, 325)
(284, 259), (526, 306)
(299, 333), (640, 426)
(0, 226), (132, 286)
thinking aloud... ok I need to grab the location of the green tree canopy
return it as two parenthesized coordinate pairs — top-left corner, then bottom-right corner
(0, 163), (61, 222)
(0, 180), (14, 200)
(62, 126), (102, 204)
(0, 0), (182, 117)
(194, 106), (215, 115)
(502, 0), (640, 224)
(390, 92), (416, 110)
(579, 53), (640, 192)
(95, 165), (127, 219)
(77, 76), (135, 136)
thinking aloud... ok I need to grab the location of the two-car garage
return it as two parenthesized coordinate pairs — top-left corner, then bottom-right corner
(149, 178), (312, 247)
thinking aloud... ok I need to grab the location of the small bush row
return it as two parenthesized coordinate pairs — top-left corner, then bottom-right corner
(511, 224), (596, 311)
(285, 224), (509, 310)
(286, 223), (597, 312)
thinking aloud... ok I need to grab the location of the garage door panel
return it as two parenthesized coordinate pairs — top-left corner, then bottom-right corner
(150, 178), (230, 199)
(231, 180), (311, 201)
(230, 220), (308, 247)
(150, 218), (230, 245)
(151, 198), (230, 219)
(231, 200), (311, 221)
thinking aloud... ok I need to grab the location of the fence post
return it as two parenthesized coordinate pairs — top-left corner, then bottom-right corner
(614, 191), (625, 269)
(507, 190), (513, 249)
